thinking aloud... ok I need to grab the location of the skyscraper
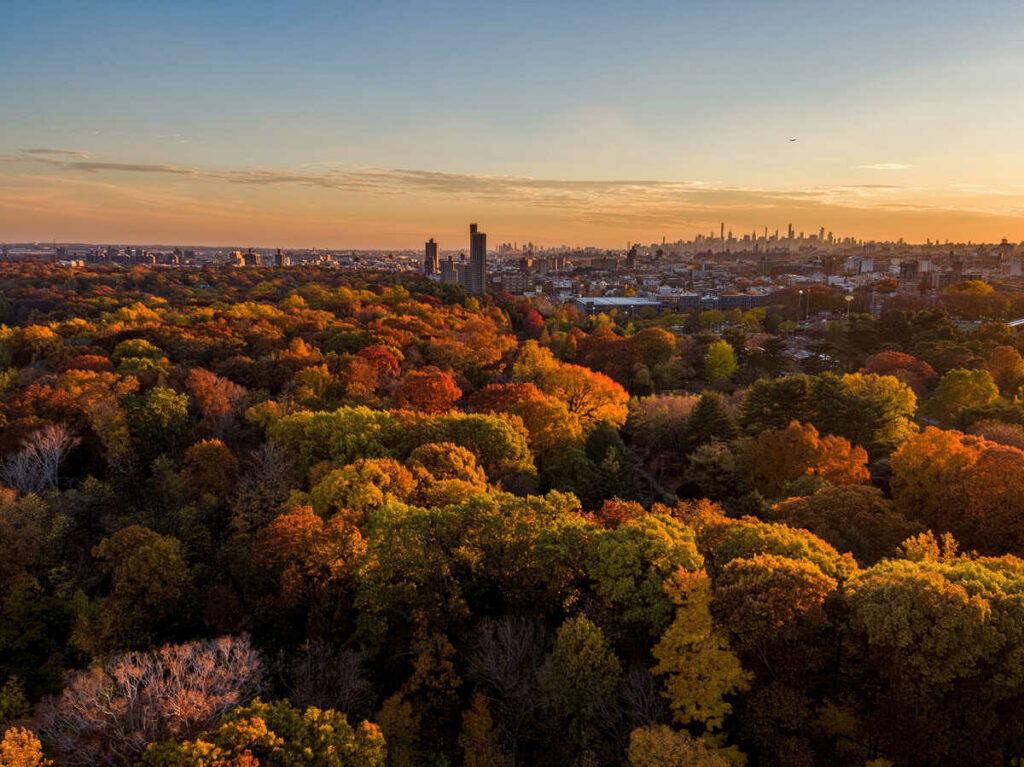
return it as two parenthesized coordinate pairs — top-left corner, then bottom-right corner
(465, 223), (487, 295)
(440, 255), (458, 284)
(424, 237), (439, 275)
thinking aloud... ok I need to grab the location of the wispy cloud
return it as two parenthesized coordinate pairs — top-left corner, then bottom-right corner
(19, 148), (91, 159)
(5, 150), (710, 199)
(71, 161), (196, 174)
(949, 182), (1019, 196)
(6, 150), (939, 213)
(5, 149), (1024, 242)
(855, 163), (916, 171)
(11, 151), (195, 175)
(210, 167), (710, 199)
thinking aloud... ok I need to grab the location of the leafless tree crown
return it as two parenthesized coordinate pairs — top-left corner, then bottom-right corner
(0, 424), (79, 496)
(38, 634), (263, 766)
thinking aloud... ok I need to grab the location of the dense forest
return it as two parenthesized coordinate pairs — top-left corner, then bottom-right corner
(4, 263), (1024, 766)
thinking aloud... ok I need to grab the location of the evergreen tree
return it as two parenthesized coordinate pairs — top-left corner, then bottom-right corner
(683, 393), (738, 453)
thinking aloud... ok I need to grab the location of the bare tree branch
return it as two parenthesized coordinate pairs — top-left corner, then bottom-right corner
(38, 635), (263, 766)
(0, 424), (79, 496)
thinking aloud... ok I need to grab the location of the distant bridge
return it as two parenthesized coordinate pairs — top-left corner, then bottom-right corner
(1007, 318), (1024, 328)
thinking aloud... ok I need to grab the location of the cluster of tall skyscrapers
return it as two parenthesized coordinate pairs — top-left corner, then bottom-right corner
(703, 222), (834, 247)
(424, 223), (487, 295)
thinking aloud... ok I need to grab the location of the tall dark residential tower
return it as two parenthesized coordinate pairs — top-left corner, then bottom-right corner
(424, 237), (439, 274)
(466, 223), (487, 295)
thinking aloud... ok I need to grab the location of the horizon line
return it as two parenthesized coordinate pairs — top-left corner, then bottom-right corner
(5, 234), (1022, 253)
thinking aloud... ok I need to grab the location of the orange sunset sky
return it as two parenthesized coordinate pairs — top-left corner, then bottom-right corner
(3, 1), (1024, 249)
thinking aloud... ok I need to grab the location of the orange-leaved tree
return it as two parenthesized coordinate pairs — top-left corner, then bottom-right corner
(393, 368), (462, 413)
(741, 420), (870, 498)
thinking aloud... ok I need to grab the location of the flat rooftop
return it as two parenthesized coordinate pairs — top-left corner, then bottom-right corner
(574, 296), (663, 306)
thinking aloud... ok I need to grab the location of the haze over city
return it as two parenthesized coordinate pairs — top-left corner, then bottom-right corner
(4, 0), (1024, 248)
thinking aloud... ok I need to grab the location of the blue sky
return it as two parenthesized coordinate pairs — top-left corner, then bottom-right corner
(3, 1), (1024, 246)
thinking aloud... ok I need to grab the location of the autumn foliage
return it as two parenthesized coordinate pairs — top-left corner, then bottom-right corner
(393, 368), (462, 413)
(5, 263), (1024, 766)
(742, 420), (870, 498)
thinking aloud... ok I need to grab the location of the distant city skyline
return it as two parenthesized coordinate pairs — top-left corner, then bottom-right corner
(4, 1), (1024, 247)
(4, 221), (1017, 256)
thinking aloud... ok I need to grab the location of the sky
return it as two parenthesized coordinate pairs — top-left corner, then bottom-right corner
(3, 0), (1024, 249)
